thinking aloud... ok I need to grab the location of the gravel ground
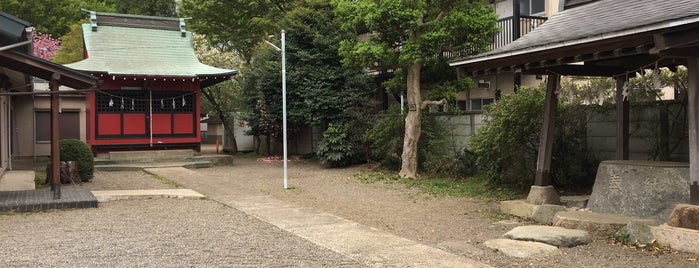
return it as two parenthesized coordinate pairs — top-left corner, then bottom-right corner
(183, 157), (699, 268)
(0, 199), (364, 267)
(3, 156), (699, 267)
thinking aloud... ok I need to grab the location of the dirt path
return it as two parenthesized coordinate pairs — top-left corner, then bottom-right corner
(84, 157), (699, 267)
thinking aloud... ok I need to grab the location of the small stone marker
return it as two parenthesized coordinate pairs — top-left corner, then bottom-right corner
(504, 225), (591, 247)
(484, 239), (558, 258)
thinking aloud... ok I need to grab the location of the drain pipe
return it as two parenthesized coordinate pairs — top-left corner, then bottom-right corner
(7, 96), (11, 170)
(0, 27), (34, 52)
(0, 40), (31, 52)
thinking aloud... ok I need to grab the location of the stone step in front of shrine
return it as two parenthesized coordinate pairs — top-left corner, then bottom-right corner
(484, 225), (592, 258)
(105, 149), (195, 163)
(94, 149), (233, 171)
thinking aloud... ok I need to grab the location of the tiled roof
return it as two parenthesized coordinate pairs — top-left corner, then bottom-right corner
(65, 14), (236, 80)
(452, 0), (699, 66)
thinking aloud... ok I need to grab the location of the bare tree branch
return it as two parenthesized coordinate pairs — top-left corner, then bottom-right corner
(420, 98), (447, 110)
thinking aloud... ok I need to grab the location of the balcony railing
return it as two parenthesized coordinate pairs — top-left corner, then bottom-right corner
(491, 15), (547, 50)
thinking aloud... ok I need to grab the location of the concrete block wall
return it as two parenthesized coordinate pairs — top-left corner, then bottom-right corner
(587, 101), (688, 162)
(433, 113), (488, 153)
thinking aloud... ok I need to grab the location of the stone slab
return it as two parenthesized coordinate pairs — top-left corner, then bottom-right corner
(667, 204), (699, 230)
(500, 200), (538, 218)
(588, 160), (690, 222)
(0, 187), (97, 212)
(560, 195), (589, 208)
(553, 210), (657, 237)
(532, 204), (567, 224)
(484, 239), (558, 258)
(95, 161), (212, 171)
(108, 149), (194, 162)
(651, 224), (699, 255)
(504, 225), (591, 247)
(91, 189), (205, 202)
(0, 171), (35, 191)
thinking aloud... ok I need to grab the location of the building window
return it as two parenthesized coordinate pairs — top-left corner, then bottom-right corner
(470, 98), (494, 111)
(520, 0), (545, 16)
(457, 100), (467, 111)
(35, 111), (80, 142)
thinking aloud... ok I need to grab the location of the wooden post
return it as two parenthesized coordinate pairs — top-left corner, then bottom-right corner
(512, 0), (521, 40)
(688, 58), (699, 205)
(534, 74), (560, 186)
(616, 76), (629, 160)
(50, 73), (61, 199)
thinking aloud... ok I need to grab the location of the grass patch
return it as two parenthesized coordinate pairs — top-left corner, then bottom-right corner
(487, 211), (513, 221)
(150, 174), (181, 188)
(34, 170), (49, 189)
(0, 210), (18, 216)
(354, 171), (524, 200)
(285, 186), (299, 192)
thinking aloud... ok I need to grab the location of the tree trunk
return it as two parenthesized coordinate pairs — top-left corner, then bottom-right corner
(399, 62), (422, 179)
(219, 114), (237, 153)
(254, 135), (261, 154)
(201, 89), (238, 154)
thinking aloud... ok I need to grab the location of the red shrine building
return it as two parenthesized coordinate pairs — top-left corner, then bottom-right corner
(66, 12), (235, 153)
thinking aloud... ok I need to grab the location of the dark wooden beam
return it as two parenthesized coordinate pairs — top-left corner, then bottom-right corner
(534, 74), (560, 186)
(524, 65), (628, 76)
(587, 54), (662, 70)
(688, 57), (699, 205)
(636, 44), (653, 54)
(651, 28), (699, 54)
(659, 47), (699, 57)
(616, 76), (629, 160)
(512, 0), (520, 40)
(0, 50), (99, 89)
(458, 34), (654, 74)
(50, 73), (61, 199)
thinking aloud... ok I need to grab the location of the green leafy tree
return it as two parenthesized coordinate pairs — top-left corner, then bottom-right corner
(332, 0), (498, 178)
(104, 0), (177, 17)
(180, 0), (285, 63)
(193, 34), (244, 153)
(52, 21), (87, 64)
(0, 0), (113, 37)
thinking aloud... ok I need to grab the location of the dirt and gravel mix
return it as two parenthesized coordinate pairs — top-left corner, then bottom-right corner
(184, 157), (699, 268)
(2, 156), (699, 267)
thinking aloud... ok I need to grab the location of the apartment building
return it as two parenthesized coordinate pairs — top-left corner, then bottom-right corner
(457, 0), (566, 111)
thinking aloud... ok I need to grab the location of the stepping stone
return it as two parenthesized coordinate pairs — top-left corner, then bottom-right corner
(484, 239), (558, 258)
(504, 225), (591, 247)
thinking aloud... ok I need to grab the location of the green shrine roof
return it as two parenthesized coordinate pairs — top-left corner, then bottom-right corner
(65, 12), (236, 87)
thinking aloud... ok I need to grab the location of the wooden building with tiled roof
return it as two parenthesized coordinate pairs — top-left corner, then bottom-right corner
(450, 0), (699, 205)
(66, 11), (236, 153)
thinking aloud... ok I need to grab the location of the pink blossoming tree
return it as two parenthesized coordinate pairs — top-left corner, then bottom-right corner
(33, 32), (61, 61)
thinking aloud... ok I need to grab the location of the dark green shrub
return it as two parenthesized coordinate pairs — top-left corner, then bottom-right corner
(552, 104), (598, 189)
(316, 122), (365, 167)
(364, 106), (405, 170)
(364, 106), (457, 175)
(418, 114), (462, 177)
(59, 139), (94, 182)
(469, 85), (598, 190)
(454, 148), (478, 177)
(469, 86), (545, 189)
